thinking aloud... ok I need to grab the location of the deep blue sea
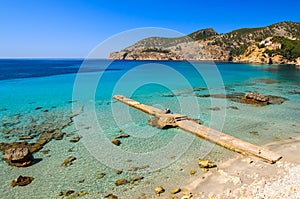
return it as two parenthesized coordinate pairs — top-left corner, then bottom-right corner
(0, 59), (299, 198)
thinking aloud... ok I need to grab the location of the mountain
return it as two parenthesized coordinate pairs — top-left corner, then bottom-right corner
(109, 21), (300, 65)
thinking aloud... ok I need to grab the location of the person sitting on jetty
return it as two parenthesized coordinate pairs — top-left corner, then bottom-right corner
(164, 108), (173, 114)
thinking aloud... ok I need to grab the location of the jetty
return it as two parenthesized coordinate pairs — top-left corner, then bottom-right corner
(113, 95), (282, 164)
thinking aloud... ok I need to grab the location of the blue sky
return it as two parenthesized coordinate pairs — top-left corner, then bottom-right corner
(0, 0), (299, 58)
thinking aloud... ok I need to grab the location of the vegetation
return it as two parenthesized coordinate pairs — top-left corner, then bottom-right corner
(142, 48), (170, 53)
(265, 37), (300, 60)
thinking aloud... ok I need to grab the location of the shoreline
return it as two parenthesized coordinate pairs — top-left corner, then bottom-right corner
(108, 58), (300, 66)
(158, 136), (300, 199)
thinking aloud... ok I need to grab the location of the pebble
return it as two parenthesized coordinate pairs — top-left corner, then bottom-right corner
(154, 186), (165, 195)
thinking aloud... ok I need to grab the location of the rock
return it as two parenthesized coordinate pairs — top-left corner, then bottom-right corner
(40, 149), (50, 154)
(77, 179), (85, 183)
(127, 165), (150, 171)
(170, 188), (181, 194)
(154, 186), (165, 195)
(96, 172), (106, 179)
(64, 189), (75, 196)
(3, 147), (34, 167)
(111, 139), (121, 146)
(11, 175), (34, 187)
(18, 135), (33, 140)
(34, 106), (43, 110)
(105, 194), (118, 199)
(72, 191), (88, 197)
(249, 130), (259, 135)
(115, 178), (128, 186)
(115, 134), (130, 139)
(181, 190), (192, 195)
(198, 159), (217, 168)
(190, 170), (197, 175)
(245, 92), (269, 102)
(61, 156), (76, 167)
(70, 136), (81, 143)
(130, 176), (143, 183)
(115, 170), (123, 174)
(242, 92), (269, 105)
(209, 107), (221, 111)
(229, 105), (239, 110)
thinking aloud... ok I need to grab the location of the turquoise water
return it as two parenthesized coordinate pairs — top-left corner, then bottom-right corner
(0, 59), (299, 198)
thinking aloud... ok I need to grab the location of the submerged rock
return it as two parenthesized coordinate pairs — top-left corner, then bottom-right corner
(115, 134), (130, 139)
(115, 170), (123, 174)
(104, 193), (118, 199)
(3, 147), (34, 167)
(115, 178), (128, 186)
(127, 165), (150, 172)
(11, 175), (34, 187)
(198, 159), (217, 168)
(130, 176), (144, 183)
(61, 156), (76, 167)
(111, 139), (121, 146)
(96, 172), (106, 179)
(209, 106), (221, 111)
(18, 135), (33, 140)
(63, 189), (75, 196)
(69, 136), (81, 143)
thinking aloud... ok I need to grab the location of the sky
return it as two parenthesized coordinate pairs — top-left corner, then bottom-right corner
(0, 0), (299, 58)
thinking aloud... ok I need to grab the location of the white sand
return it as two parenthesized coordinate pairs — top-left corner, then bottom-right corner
(158, 137), (300, 199)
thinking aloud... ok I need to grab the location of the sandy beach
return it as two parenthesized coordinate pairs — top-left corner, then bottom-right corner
(155, 136), (300, 199)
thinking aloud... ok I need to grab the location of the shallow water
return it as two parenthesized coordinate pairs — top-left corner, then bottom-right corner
(0, 59), (299, 198)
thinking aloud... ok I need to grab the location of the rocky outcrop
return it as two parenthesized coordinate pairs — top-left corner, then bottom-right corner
(3, 147), (34, 167)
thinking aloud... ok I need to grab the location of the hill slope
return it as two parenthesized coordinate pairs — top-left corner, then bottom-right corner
(109, 22), (300, 65)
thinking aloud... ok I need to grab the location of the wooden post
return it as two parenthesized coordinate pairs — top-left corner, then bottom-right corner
(113, 95), (282, 164)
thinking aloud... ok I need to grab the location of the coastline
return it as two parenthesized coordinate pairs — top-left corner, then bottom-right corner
(108, 58), (300, 66)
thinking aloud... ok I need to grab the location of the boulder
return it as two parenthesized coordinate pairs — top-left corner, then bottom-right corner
(11, 175), (34, 187)
(3, 147), (34, 167)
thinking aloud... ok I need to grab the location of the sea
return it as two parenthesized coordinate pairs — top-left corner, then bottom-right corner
(0, 59), (299, 198)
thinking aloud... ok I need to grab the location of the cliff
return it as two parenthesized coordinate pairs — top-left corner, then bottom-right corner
(109, 22), (300, 64)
